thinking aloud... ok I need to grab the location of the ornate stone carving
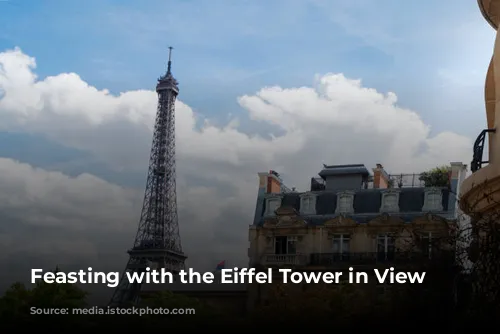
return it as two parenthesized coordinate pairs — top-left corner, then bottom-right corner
(368, 213), (404, 225)
(323, 216), (357, 234)
(410, 213), (451, 237)
(263, 206), (307, 229)
(366, 213), (405, 235)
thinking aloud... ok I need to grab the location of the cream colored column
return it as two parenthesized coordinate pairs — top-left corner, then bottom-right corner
(480, 0), (500, 164)
(486, 59), (495, 162)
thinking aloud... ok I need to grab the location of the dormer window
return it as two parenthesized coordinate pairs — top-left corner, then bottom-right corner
(339, 196), (351, 211)
(265, 196), (281, 216)
(380, 190), (400, 212)
(422, 189), (443, 212)
(335, 191), (355, 214)
(300, 193), (317, 215)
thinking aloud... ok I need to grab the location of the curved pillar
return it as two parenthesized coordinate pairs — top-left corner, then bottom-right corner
(486, 59), (495, 155)
(460, 1), (500, 214)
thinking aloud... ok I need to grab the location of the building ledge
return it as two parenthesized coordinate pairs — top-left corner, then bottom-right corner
(460, 163), (500, 214)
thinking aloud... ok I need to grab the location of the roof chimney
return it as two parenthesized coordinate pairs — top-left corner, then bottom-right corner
(372, 164), (389, 189)
(257, 171), (282, 194)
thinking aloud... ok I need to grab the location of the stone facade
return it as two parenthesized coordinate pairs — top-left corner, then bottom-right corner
(248, 162), (466, 310)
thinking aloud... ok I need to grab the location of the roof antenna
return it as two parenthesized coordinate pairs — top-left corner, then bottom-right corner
(167, 46), (173, 74)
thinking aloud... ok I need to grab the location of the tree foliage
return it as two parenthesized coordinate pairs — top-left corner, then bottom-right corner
(250, 280), (378, 327)
(0, 281), (87, 315)
(419, 165), (450, 187)
(401, 184), (500, 326)
(460, 209), (500, 321)
(0, 278), (88, 327)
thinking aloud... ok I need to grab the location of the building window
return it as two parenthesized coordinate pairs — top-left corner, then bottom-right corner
(300, 194), (316, 215)
(380, 190), (400, 212)
(335, 191), (355, 214)
(422, 189), (443, 212)
(339, 196), (350, 211)
(275, 236), (297, 255)
(265, 197), (281, 216)
(420, 232), (436, 259)
(377, 234), (395, 261)
(332, 234), (350, 260)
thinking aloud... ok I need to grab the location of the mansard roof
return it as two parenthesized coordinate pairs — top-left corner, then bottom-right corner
(256, 187), (451, 226)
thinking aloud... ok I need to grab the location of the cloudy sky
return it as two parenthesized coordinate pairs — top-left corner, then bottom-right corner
(0, 0), (494, 297)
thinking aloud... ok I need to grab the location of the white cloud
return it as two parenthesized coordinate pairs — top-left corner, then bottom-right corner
(0, 47), (474, 287)
(0, 157), (139, 231)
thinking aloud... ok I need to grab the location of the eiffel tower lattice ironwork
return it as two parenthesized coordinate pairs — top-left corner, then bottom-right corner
(109, 47), (186, 306)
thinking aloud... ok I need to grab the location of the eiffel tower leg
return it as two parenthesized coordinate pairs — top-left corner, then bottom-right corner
(109, 258), (145, 307)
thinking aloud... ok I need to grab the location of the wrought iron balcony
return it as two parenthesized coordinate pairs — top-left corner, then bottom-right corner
(310, 252), (453, 267)
(471, 128), (495, 172)
(263, 254), (308, 266)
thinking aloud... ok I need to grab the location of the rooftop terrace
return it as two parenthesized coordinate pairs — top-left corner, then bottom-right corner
(254, 162), (463, 226)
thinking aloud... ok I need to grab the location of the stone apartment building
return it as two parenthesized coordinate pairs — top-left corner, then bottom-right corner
(247, 162), (467, 307)
(143, 162), (468, 314)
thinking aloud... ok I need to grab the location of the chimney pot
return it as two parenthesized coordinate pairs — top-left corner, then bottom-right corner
(372, 164), (388, 189)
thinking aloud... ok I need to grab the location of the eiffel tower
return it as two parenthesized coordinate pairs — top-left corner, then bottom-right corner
(110, 47), (186, 306)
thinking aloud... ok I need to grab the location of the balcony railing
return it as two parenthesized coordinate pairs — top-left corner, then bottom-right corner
(471, 128), (495, 172)
(363, 174), (428, 188)
(311, 174), (445, 191)
(310, 252), (454, 266)
(264, 254), (308, 266)
(387, 174), (426, 188)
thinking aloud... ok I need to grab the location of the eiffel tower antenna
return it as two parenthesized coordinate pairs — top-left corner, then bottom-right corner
(110, 46), (186, 306)
(167, 46), (173, 74)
